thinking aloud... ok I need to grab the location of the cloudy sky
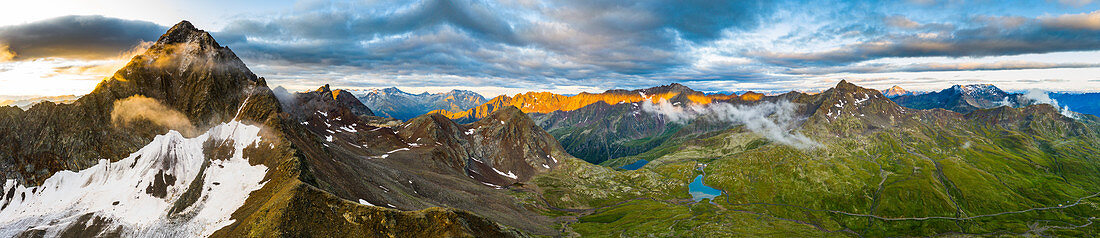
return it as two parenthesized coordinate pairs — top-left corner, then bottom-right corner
(2, 0), (1100, 97)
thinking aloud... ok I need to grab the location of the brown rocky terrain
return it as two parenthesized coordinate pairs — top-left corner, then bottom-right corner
(0, 21), (538, 237)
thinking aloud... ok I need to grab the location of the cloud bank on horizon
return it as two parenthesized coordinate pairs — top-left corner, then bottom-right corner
(2, 0), (1100, 96)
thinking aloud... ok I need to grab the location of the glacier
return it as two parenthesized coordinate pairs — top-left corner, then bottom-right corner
(0, 121), (269, 237)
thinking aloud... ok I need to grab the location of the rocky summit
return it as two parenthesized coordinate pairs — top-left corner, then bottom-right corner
(881, 85), (914, 98)
(0, 21), (527, 237)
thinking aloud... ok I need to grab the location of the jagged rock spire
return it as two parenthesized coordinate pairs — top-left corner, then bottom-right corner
(89, 19), (271, 126)
(155, 20), (220, 48)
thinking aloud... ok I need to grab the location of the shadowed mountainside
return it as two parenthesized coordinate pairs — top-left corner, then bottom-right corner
(0, 20), (281, 185)
(0, 21), (529, 237)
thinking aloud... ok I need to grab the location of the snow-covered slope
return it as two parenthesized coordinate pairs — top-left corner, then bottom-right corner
(0, 121), (269, 237)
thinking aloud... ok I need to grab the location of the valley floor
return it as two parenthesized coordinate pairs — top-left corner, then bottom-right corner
(518, 125), (1100, 237)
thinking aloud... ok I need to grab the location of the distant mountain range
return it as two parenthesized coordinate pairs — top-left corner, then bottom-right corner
(412, 83), (762, 164)
(890, 84), (1098, 117)
(361, 81), (1097, 165)
(356, 87), (486, 120)
(0, 95), (82, 109)
(529, 84), (757, 164)
(892, 84), (1025, 114)
(430, 83), (761, 123)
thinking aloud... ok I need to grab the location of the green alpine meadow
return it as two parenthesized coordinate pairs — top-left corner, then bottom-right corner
(526, 81), (1100, 237)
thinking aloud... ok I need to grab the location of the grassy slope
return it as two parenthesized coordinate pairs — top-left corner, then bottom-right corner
(520, 105), (1100, 237)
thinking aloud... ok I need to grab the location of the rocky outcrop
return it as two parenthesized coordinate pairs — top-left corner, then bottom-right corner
(881, 85), (913, 98)
(280, 84), (375, 120)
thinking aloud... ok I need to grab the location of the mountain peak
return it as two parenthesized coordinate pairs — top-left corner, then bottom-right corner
(635, 83), (697, 95)
(446, 89), (476, 95)
(376, 87), (408, 95)
(331, 89), (348, 98)
(950, 84), (1003, 95)
(835, 80), (857, 89)
(286, 85), (375, 119)
(487, 105), (526, 119)
(88, 20), (267, 126)
(882, 85), (912, 98)
(825, 80), (881, 97)
(827, 80), (867, 96)
(171, 20), (195, 30)
(156, 20), (219, 47)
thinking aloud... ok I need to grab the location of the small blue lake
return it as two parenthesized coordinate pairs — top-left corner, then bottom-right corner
(619, 159), (649, 170)
(689, 175), (722, 202)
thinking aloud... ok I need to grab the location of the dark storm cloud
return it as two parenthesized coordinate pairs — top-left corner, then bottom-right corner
(749, 11), (1100, 66)
(7, 1), (1098, 94)
(229, 24), (598, 83)
(221, 0), (520, 44)
(545, 0), (770, 41)
(220, 0), (777, 79)
(0, 15), (165, 60)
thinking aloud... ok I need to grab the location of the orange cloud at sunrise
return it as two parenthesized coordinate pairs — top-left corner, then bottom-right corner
(0, 41), (151, 96)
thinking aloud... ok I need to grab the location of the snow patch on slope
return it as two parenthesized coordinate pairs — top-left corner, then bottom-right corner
(0, 121), (268, 237)
(491, 167), (518, 180)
